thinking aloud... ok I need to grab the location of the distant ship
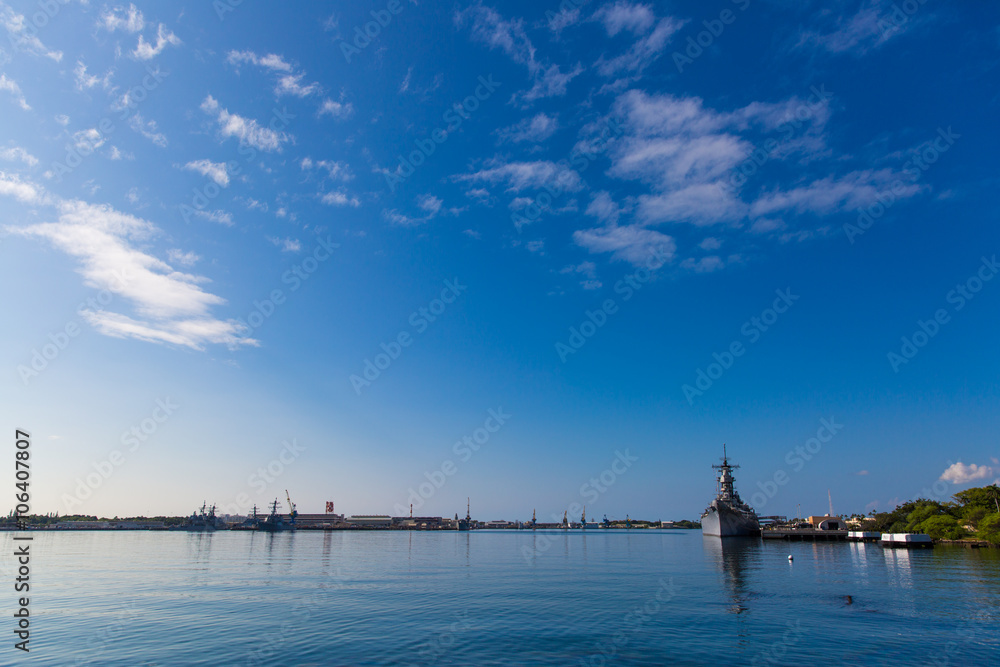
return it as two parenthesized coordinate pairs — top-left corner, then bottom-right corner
(701, 446), (760, 537)
(186, 502), (224, 532)
(258, 498), (296, 532)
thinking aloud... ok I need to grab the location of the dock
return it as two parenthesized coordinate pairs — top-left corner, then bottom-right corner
(762, 529), (848, 541)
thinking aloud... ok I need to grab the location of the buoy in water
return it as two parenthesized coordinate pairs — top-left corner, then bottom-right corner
(788, 555), (793, 561)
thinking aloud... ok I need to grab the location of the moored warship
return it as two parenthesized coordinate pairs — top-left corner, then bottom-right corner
(701, 446), (760, 537)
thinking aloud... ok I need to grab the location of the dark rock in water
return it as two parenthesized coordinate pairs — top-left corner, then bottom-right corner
(844, 595), (853, 605)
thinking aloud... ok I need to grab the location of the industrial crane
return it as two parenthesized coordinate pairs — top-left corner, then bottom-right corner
(285, 489), (298, 525)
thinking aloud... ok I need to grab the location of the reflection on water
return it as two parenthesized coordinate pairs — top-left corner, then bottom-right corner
(703, 536), (761, 615)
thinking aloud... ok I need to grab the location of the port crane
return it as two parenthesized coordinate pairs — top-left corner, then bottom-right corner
(285, 489), (298, 525)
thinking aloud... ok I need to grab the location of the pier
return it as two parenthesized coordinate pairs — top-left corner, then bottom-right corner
(762, 528), (848, 541)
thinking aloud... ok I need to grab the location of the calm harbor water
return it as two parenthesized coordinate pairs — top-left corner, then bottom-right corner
(5, 530), (998, 666)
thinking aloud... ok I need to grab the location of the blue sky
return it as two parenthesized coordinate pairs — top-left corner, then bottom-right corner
(2, 0), (999, 522)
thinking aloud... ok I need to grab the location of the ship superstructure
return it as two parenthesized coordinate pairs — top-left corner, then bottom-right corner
(701, 446), (760, 537)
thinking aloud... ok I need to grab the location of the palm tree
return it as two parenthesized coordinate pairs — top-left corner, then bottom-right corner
(987, 485), (1000, 513)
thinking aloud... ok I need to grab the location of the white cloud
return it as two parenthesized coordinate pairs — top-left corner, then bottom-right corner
(0, 171), (42, 203)
(456, 4), (581, 103)
(74, 60), (113, 91)
(167, 248), (200, 267)
(638, 184), (746, 226)
(192, 209), (234, 226)
(318, 98), (354, 119)
(0, 5), (62, 61)
(226, 50), (291, 72)
(519, 63), (583, 103)
(319, 191), (360, 207)
(456, 160), (583, 193)
(184, 159), (230, 187)
(54, 114), (70, 126)
(456, 4), (536, 70)
(73, 128), (107, 153)
(749, 170), (920, 219)
(560, 261), (602, 290)
(200, 95), (289, 151)
(417, 194), (443, 216)
(596, 17), (685, 77)
(799, 1), (922, 56)
(8, 199), (254, 349)
(573, 224), (676, 265)
(227, 50), (318, 97)
(128, 114), (168, 147)
(585, 191), (628, 224)
(268, 237), (301, 253)
(133, 23), (181, 60)
(680, 256), (725, 273)
(0, 145), (38, 167)
(547, 7), (580, 35)
(595, 2), (656, 36)
(99, 4), (145, 33)
(0, 73), (30, 110)
(301, 158), (352, 181)
(498, 112), (559, 143)
(940, 462), (995, 485)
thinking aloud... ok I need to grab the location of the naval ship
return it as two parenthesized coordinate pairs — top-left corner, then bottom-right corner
(701, 446), (760, 537)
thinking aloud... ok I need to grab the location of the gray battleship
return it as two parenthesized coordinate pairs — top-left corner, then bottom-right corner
(701, 446), (760, 537)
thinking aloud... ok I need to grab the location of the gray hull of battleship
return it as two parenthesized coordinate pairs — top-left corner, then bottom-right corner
(701, 504), (760, 537)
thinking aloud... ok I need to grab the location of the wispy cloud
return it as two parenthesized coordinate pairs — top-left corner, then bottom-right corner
(573, 224), (675, 265)
(132, 23), (181, 60)
(301, 157), (353, 181)
(455, 159), (583, 193)
(0, 73), (30, 110)
(0, 4), (63, 61)
(0, 171), (43, 203)
(200, 95), (289, 151)
(74, 60), (114, 91)
(226, 50), (318, 98)
(184, 159), (230, 187)
(99, 4), (145, 33)
(319, 191), (360, 207)
(497, 112), (559, 143)
(456, 3), (581, 103)
(128, 114), (168, 147)
(0, 145), (38, 167)
(318, 97), (354, 119)
(5, 188), (254, 350)
(268, 236), (301, 253)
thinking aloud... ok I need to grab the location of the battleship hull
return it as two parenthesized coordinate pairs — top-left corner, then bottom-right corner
(701, 504), (760, 537)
